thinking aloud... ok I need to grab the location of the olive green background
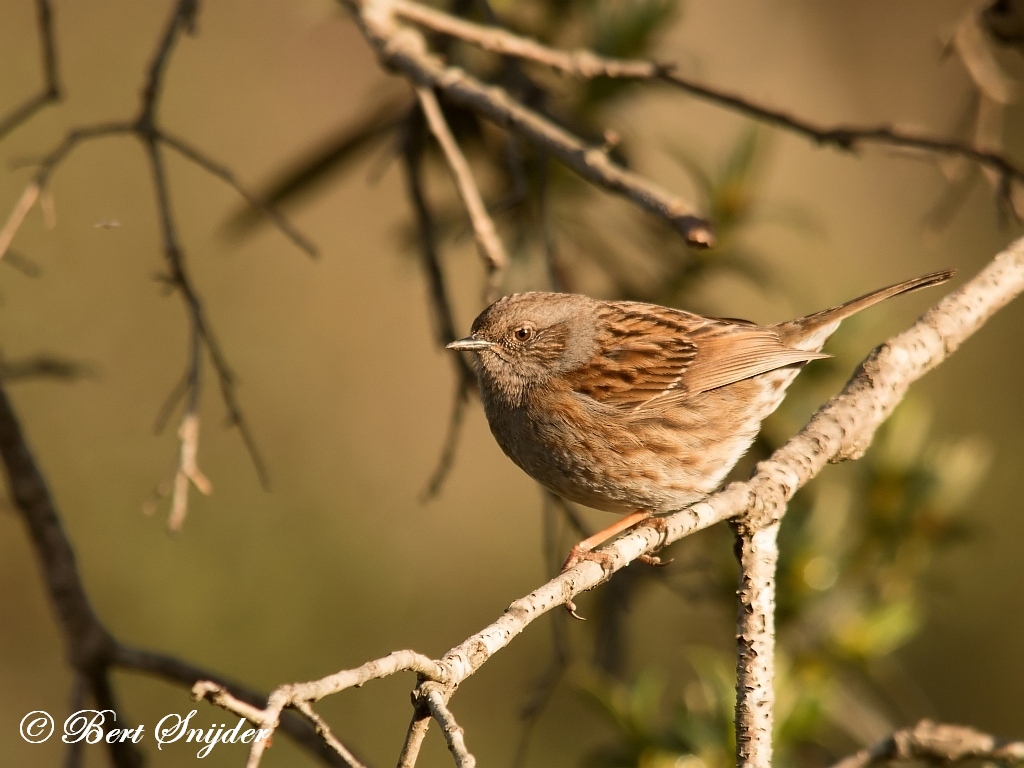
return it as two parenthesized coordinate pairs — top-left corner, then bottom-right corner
(1, 1), (1022, 766)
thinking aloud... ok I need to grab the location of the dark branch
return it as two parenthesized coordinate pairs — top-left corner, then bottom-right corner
(0, 380), (347, 766)
(0, 0), (61, 139)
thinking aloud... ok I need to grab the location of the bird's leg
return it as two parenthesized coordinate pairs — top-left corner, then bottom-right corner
(561, 509), (651, 571)
(562, 509), (658, 620)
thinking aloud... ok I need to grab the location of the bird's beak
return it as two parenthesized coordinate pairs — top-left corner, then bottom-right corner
(446, 336), (493, 352)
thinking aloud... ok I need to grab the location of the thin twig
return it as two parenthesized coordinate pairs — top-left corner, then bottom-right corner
(416, 85), (508, 296)
(421, 377), (471, 501)
(424, 688), (477, 768)
(400, 106), (477, 500)
(293, 701), (369, 768)
(193, 650), (450, 768)
(159, 130), (318, 258)
(0, 0), (60, 139)
(400, 110), (473, 374)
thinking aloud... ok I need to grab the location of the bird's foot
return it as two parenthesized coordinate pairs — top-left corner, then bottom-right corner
(561, 544), (614, 573)
(561, 545), (615, 620)
(637, 515), (672, 565)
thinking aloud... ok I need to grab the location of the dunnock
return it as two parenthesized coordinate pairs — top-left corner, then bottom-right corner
(448, 271), (953, 578)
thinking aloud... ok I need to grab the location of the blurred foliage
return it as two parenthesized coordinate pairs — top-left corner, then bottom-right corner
(233, 1), (998, 766)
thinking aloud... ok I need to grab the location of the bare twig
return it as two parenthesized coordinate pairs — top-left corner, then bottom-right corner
(294, 702), (368, 768)
(0, 0), (60, 139)
(829, 719), (1024, 768)
(423, 688), (477, 768)
(415, 86), (508, 294)
(346, 0), (714, 246)
(421, 378), (471, 500)
(200, 235), (1024, 764)
(160, 130), (318, 258)
(0, 182), (41, 261)
(400, 106), (477, 499)
(397, 709), (433, 768)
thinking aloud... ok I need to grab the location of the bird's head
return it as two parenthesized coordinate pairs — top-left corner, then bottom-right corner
(447, 292), (598, 404)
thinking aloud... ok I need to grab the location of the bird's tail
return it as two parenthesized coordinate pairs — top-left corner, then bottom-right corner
(776, 269), (955, 349)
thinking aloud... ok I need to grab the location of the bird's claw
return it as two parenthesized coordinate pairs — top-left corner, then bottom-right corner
(638, 553), (673, 567)
(561, 547), (615, 619)
(565, 598), (586, 621)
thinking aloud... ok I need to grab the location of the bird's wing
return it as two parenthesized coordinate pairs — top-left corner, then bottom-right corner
(567, 302), (827, 411)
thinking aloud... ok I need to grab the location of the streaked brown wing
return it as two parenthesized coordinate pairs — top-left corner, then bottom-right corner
(568, 302), (827, 411)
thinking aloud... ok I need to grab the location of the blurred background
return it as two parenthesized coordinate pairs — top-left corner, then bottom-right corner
(1, 1), (1023, 766)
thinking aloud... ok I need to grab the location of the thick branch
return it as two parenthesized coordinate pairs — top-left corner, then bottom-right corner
(733, 522), (779, 768)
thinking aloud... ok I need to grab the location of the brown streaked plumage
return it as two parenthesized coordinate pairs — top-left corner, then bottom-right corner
(447, 270), (953, 575)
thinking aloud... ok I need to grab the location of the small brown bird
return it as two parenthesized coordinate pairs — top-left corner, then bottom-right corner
(448, 271), (953, 575)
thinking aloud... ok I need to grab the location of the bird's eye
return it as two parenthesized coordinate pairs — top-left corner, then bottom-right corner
(514, 325), (534, 342)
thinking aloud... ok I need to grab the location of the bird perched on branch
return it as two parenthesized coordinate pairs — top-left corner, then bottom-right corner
(447, 270), (953, 582)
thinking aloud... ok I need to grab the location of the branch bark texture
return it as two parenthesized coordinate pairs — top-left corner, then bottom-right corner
(734, 522), (779, 768)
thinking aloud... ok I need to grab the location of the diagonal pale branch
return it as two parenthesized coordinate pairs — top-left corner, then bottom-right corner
(345, 0), (715, 246)
(198, 238), (1024, 766)
(415, 85), (508, 292)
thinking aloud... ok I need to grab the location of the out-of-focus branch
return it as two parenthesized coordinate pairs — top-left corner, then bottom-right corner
(0, 0), (60, 139)
(0, 0), (319, 526)
(392, 0), (656, 78)
(829, 719), (1024, 768)
(388, 0), (1024, 213)
(399, 106), (477, 500)
(345, 0), (715, 246)
(160, 130), (318, 258)
(415, 86), (508, 296)
(198, 238), (1024, 766)
(0, 353), (90, 382)
(0, 381), (348, 766)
